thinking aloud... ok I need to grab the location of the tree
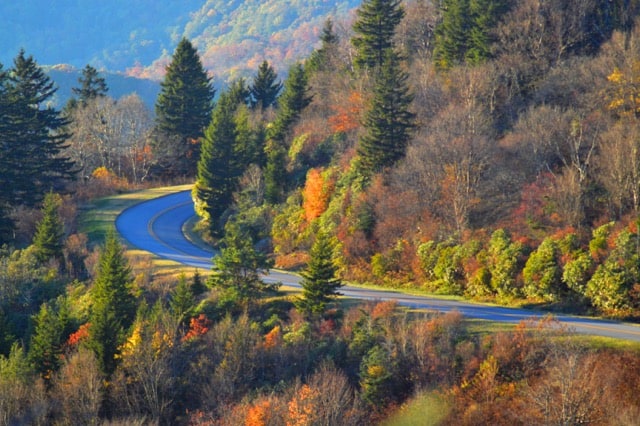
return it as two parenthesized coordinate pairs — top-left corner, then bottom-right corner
(153, 38), (214, 177)
(249, 60), (282, 111)
(434, 0), (508, 68)
(32, 192), (65, 266)
(5, 50), (75, 206)
(88, 230), (136, 375)
(28, 302), (64, 382)
(307, 18), (340, 73)
(357, 50), (415, 177)
(264, 63), (312, 203)
(193, 88), (244, 236)
(295, 231), (342, 317)
(352, 0), (405, 70)
(71, 64), (108, 106)
(170, 273), (195, 321)
(208, 221), (278, 308)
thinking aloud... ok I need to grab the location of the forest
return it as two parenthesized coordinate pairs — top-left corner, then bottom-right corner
(3, 0), (640, 424)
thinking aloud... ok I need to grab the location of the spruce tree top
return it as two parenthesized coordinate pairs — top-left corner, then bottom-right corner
(250, 60), (282, 111)
(72, 64), (108, 105)
(155, 38), (214, 140)
(352, 0), (405, 70)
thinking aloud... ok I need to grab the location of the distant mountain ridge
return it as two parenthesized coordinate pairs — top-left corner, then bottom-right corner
(44, 66), (160, 109)
(1, 1), (360, 85)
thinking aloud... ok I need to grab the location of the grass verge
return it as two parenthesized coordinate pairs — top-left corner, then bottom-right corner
(78, 184), (196, 281)
(381, 391), (451, 426)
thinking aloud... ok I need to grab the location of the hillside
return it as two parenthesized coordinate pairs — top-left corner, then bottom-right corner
(1, 0), (360, 83)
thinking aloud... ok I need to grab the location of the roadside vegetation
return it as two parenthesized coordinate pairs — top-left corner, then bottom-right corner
(5, 0), (640, 424)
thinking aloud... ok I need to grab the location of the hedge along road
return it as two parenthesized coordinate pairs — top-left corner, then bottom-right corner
(115, 189), (640, 342)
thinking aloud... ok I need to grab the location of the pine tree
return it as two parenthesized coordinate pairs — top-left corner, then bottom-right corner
(88, 230), (136, 375)
(72, 64), (108, 106)
(193, 88), (243, 236)
(153, 38), (214, 177)
(433, 0), (472, 69)
(28, 302), (64, 382)
(307, 18), (340, 73)
(208, 221), (277, 307)
(7, 50), (75, 206)
(264, 63), (312, 203)
(357, 50), (415, 177)
(249, 61), (282, 111)
(352, 0), (405, 71)
(295, 231), (342, 317)
(434, 0), (508, 68)
(32, 192), (65, 266)
(170, 273), (195, 321)
(0, 63), (16, 242)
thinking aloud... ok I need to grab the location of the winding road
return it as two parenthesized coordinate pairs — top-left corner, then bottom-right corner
(116, 189), (640, 342)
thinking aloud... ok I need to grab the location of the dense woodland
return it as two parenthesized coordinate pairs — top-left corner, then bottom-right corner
(4, 0), (640, 424)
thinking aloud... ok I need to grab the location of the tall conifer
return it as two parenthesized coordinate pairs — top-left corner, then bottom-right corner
(249, 61), (282, 111)
(153, 38), (214, 177)
(352, 0), (405, 70)
(32, 192), (65, 266)
(193, 88), (243, 236)
(72, 64), (108, 106)
(7, 50), (74, 206)
(264, 63), (312, 203)
(357, 50), (415, 177)
(88, 230), (136, 375)
(296, 231), (342, 317)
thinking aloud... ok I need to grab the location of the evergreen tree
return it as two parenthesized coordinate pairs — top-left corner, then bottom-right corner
(307, 18), (340, 73)
(433, 0), (471, 69)
(249, 60), (282, 111)
(153, 38), (214, 177)
(295, 231), (342, 317)
(88, 230), (136, 375)
(193, 88), (244, 236)
(32, 192), (65, 266)
(28, 302), (64, 382)
(264, 63), (312, 203)
(208, 221), (278, 307)
(7, 50), (75, 206)
(0, 64), (16, 242)
(357, 50), (415, 177)
(191, 269), (207, 296)
(434, 0), (508, 68)
(71, 64), (108, 106)
(170, 273), (195, 321)
(351, 0), (405, 70)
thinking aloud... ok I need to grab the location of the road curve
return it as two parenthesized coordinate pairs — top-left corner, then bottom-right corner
(116, 189), (640, 342)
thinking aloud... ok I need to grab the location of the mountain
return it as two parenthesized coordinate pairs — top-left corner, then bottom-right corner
(1, 1), (360, 84)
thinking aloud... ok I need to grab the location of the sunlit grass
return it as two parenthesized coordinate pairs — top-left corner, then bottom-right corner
(381, 391), (451, 426)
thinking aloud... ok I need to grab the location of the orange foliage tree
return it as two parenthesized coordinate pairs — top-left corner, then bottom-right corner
(302, 167), (335, 222)
(328, 90), (364, 134)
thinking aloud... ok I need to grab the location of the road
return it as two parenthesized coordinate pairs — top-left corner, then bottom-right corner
(115, 189), (640, 342)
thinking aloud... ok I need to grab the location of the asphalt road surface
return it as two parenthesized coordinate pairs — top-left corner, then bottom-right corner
(116, 189), (640, 342)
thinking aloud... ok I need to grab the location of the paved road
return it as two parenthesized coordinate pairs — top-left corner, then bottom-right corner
(115, 189), (640, 342)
